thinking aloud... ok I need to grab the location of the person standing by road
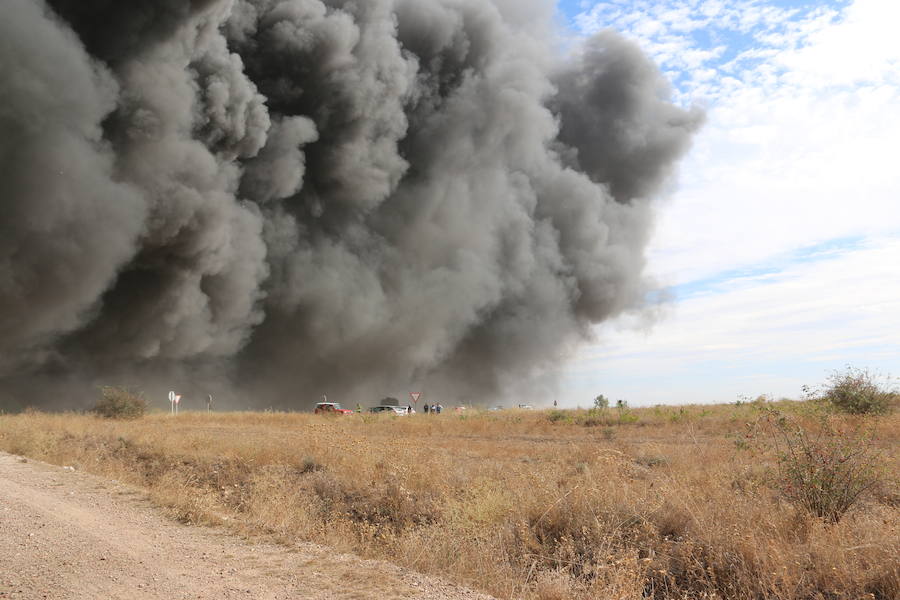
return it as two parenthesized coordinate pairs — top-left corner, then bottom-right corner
(436, 403), (442, 414)
(423, 403), (429, 414)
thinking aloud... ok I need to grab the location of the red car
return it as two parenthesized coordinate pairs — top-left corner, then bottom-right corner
(314, 402), (353, 415)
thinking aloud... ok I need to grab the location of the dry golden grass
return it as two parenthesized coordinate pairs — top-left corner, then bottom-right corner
(1, 402), (897, 599)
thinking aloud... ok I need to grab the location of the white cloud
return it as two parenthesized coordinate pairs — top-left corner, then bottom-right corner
(777, 0), (900, 88)
(558, 0), (900, 406)
(571, 0), (900, 283)
(651, 81), (900, 283)
(658, 25), (898, 281)
(565, 236), (900, 405)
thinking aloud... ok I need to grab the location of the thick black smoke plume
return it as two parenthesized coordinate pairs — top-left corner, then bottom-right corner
(0, 0), (702, 410)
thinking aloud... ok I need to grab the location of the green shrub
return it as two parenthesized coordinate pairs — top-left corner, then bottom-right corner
(92, 386), (147, 420)
(752, 409), (883, 523)
(546, 409), (568, 423)
(667, 407), (689, 423)
(811, 366), (897, 415)
(617, 410), (639, 424)
(579, 415), (604, 427)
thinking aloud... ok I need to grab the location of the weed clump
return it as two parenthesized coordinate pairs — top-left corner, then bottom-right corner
(92, 386), (147, 420)
(811, 366), (897, 415)
(546, 410), (568, 423)
(752, 408), (884, 522)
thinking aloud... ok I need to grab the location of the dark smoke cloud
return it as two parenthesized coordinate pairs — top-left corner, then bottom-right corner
(0, 0), (145, 371)
(0, 0), (702, 410)
(553, 32), (705, 204)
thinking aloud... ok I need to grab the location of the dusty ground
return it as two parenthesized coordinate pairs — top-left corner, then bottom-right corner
(0, 452), (494, 600)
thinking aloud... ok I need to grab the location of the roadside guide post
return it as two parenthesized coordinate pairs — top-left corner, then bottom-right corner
(207, 394), (213, 413)
(168, 391), (175, 415)
(175, 393), (181, 415)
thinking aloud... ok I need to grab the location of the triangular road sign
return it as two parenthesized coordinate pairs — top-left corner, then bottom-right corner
(410, 392), (421, 404)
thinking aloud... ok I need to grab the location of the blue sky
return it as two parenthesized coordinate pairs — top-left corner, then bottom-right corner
(554, 0), (900, 406)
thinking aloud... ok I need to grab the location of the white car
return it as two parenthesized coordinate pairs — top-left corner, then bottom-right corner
(369, 405), (410, 415)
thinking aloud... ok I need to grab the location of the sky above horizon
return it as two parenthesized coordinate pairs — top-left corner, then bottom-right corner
(554, 0), (900, 407)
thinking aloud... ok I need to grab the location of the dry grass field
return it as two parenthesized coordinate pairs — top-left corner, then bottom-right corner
(0, 401), (897, 599)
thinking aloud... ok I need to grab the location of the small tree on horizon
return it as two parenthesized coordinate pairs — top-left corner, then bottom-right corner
(809, 366), (897, 415)
(593, 395), (609, 410)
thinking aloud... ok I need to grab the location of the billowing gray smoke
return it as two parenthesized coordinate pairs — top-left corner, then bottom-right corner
(0, 0), (702, 410)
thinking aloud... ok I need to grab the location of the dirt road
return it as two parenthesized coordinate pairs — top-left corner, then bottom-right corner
(0, 452), (493, 600)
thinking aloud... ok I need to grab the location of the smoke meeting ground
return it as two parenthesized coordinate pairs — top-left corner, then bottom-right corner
(0, 0), (700, 411)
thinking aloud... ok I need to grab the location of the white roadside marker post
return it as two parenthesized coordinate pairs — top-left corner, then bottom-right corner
(168, 390), (175, 416)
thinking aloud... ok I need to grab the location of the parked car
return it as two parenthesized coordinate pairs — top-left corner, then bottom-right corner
(369, 405), (409, 415)
(314, 402), (353, 415)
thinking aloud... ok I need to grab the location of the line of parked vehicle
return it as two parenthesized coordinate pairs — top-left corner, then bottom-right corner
(311, 401), (468, 415)
(313, 401), (534, 415)
(313, 401), (414, 415)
